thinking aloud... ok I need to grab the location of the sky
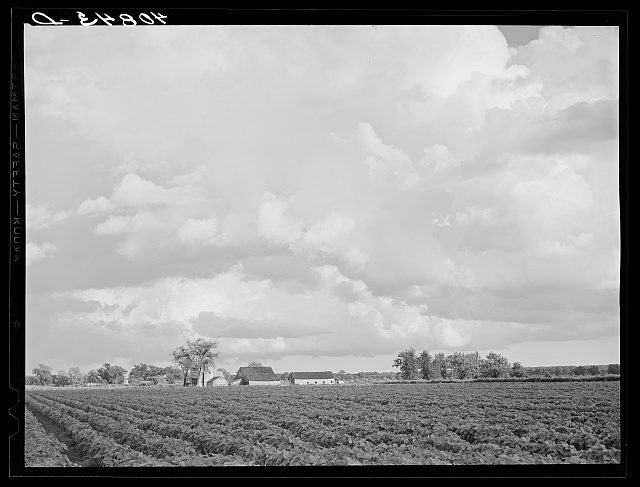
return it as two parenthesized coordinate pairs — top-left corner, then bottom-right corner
(497, 26), (544, 47)
(23, 24), (620, 376)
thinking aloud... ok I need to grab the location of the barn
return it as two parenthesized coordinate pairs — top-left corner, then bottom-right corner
(206, 376), (228, 387)
(234, 366), (280, 386)
(288, 371), (335, 385)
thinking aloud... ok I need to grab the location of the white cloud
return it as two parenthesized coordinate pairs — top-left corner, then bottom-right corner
(511, 26), (619, 114)
(26, 241), (56, 265)
(257, 192), (303, 245)
(94, 211), (164, 236)
(432, 214), (451, 227)
(77, 196), (115, 215)
(111, 173), (170, 208)
(78, 173), (188, 217)
(357, 122), (422, 189)
(297, 213), (369, 269)
(177, 218), (218, 246)
(257, 193), (369, 270)
(456, 206), (498, 226)
(24, 25), (620, 370)
(27, 204), (72, 230)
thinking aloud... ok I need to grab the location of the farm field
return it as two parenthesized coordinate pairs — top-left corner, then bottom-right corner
(24, 382), (621, 467)
(24, 406), (78, 467)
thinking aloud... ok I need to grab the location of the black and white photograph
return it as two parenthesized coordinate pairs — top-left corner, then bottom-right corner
(10, 9), (626, 476)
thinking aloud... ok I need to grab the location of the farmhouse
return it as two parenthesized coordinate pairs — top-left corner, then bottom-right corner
(234, 366), (280, 386)
(189, 369), (218, 387)
(288, 371), (335, 385)
(206, 376), (228, 387)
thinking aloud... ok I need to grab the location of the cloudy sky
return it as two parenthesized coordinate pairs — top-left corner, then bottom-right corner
(24, 24), (620, 375)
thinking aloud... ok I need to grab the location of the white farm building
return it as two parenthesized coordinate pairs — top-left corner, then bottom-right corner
(234, 366), (280, 386)
(288, 371), (335, 385)
(190, 369), (219, 387)
(206, 376), (228, 387)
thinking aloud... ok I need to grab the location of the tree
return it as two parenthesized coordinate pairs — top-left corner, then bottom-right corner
(573, 365), (587, 376)
(173, 337), (219, 386)
(392, 348), (419, 380)
(163, 366), (184, 384)
(32, 364), (53, 385)
(85, 370), (105, 384)
(173, 345), (194, 386)
(586, 365), (601, 376)
(607, 363), (620, 375)
(248, 362), (262, 367)
(479, 352), (510, 378)
(151, 375), (167, 386)
(67, 367), (84, 386)
(190, 338), (219, 386)
(128, 363), (151, 385)
(447, 352), (476, 379)
(335, 369), (347, 381)
(53, 373), (72, 387)
(97, 363), (127, 384)
(510, 361), (525, 378)
(417, 350), (435, 380)
(432, 353), (448, 379)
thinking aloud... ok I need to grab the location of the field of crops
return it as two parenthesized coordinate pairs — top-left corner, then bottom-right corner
(24, 382), (621, 466)
(24, 407), (78, 467)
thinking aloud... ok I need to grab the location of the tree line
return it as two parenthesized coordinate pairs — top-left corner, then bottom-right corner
(26, 336), (221, 387)
(392, 347), (620, 380)
(25, 362), (187, 387)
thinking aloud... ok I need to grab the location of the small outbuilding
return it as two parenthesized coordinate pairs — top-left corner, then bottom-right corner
(288, 371), (335, 385)
(206, 376), (228, 387)
(234, 366), (280, 385)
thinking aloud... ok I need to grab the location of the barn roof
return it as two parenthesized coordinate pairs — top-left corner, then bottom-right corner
(290, 371), (334, 380)
(206, 376), (225, 383)
(235, 366), (279, 381)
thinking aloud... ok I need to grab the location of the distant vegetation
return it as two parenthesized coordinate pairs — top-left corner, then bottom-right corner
(25, 347), (620, 387)
(390, 347), (620, 381)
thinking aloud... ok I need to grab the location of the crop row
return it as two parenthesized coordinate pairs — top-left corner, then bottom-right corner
(27, 393), (256, 466)
(29, 390), (366, 465)
(24, 407), (77, 467)
(25, 395), (170, 467)
(26, 382), (621, 465)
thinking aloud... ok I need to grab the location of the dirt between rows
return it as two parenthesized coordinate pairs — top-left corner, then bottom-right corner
(27, 405), (98, 467)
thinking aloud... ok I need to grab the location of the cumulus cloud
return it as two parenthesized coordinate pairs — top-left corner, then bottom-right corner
(27, 204), (72, 230)
(24, 25), (620, 370)
(77, 196), (115, 215)
(74, 171), (216, 258)
(110, 173), (171, 208)
(257, 192), (303, 245)
(357, 122), (421, 189)
(177, 218), (219, 246)
(93, 211), (164, 236)
(257, 192), (369, 270)
(78, 173), (171, 215)
(26, 241), (56, 265)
